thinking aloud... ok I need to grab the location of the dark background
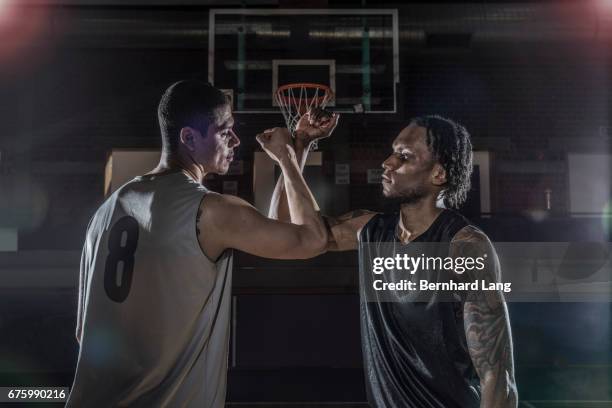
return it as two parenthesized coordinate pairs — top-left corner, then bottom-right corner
(0, 0), (611, 406)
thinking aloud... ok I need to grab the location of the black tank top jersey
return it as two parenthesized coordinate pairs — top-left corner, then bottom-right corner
(358, 209), (481, 408)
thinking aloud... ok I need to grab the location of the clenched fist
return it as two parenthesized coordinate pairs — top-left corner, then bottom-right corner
(256, 127), (296, 164)
(294, 108), (339, 148)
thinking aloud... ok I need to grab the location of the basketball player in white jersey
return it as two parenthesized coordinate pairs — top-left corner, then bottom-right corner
(66, 80), (329, 407)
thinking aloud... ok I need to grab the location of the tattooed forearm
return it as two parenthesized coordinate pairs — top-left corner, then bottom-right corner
(464, 295), (517, 408)
(464, 299), (510, 371)
(451, 226), (518, 408)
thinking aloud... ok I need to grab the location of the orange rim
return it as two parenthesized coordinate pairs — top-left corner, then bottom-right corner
(275, 83), (333, 105)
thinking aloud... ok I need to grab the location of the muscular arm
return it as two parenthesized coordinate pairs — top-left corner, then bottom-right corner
(268, 140), (376, 251)
(200, 141), (327, 260)
(268, 138), (316, 221)
(269, 109), (337, 221)
(266, 111), (376, 251)
(451, 226), (518, 408)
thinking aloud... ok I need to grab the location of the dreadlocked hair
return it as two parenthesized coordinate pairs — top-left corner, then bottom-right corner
(410, 115), (473, 209)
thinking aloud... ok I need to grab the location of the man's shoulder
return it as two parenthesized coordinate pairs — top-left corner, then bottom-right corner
(201, 192), (250, 210)
(451, 224), (495, 259)
(452, 224), (489, 243)
(199, 193), (256, 228)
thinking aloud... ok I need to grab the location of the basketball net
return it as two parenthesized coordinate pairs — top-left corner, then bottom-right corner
(275, 83), (333, 150)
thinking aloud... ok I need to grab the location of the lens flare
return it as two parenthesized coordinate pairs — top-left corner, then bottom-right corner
(0, 1), (51, 74)
(0, 0), (16, 25)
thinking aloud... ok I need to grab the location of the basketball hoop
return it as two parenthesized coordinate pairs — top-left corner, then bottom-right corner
(274, 83), (334, 141)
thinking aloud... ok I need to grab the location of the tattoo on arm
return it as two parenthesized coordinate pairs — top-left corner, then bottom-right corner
(451, 226), (518, 407)
(464, 294), (512, 379)
(464, 293), (517, 407)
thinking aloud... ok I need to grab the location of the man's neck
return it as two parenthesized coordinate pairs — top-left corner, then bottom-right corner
(397, 198), (444, 243)
(148, 152), (206, 184)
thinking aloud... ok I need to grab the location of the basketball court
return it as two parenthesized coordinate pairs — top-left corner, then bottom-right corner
(0, 1), (611, 407)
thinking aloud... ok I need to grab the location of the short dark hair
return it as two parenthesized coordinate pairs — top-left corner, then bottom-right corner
(157, 80), (228, 154)
(410, 115), (473, 208)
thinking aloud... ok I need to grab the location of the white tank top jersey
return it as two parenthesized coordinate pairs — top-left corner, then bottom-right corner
(67, 171), (233, 408)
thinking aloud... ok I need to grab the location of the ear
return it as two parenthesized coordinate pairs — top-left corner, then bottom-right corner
(179, 127), (198, 152)
(431, 163), (447, 187)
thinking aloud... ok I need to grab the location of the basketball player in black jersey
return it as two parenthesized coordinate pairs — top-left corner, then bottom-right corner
(270, 114), (518, 408)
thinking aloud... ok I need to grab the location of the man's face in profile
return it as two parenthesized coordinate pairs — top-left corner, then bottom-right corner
(195, 104), (240, 175)
(381, 124), (438, 204)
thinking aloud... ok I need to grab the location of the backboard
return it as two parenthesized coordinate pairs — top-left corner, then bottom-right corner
(209, 9), (399, 114)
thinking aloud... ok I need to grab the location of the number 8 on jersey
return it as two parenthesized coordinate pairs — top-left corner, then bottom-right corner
(104, 216), (139, 303)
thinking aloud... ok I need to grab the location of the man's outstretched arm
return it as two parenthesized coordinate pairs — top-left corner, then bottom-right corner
(451, 226), (518, 408)
(267, 110), (377, 251)
(268, 109), (338, 220)
(199, 127), (327, 261)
